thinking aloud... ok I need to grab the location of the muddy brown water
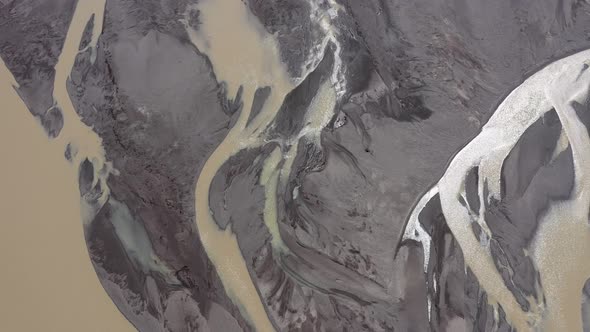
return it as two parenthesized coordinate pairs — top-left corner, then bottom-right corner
(0, 0), (343, 330)
(429, 50), (590, 331)
(186, 0), (339, 330)
(5, 0), (589, 330)
(0, 0), (134, 330)
(186, 0), (294, 330)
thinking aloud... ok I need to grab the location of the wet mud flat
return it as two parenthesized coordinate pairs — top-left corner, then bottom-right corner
(3, 0), (590, 331)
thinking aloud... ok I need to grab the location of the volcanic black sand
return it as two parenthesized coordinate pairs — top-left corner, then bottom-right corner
(3, 0), (590, 331)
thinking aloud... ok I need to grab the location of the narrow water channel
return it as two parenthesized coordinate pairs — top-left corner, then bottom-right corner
(186, 0), (296, 330)
(0, 1), (133, 329)
(186, 0), (340, 330)
(407, 49), (590, 331)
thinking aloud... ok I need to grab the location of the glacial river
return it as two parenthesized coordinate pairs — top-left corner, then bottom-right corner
(406, 50), (590, 331)
(186, 0), (340, 330)
(0, 0), (133, 331)
(8, 0), (585, 331)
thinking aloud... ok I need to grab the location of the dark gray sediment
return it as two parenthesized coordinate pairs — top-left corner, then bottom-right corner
(4, 0), (590, 330)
